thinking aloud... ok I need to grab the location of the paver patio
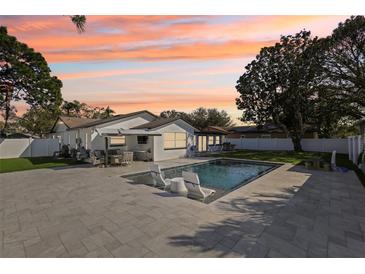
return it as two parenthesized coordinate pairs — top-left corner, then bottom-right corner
(1, 158), (365, 257)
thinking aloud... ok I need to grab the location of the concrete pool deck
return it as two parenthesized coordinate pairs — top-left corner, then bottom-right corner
(1, 157), (365, 257)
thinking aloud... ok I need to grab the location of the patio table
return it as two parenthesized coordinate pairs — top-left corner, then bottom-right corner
(170, 177), (188, 195)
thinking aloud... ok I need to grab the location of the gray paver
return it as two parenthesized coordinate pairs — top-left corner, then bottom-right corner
(1, 158), (365, 257)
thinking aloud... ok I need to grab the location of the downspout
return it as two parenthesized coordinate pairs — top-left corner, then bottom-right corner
(104, 136), (109, 167)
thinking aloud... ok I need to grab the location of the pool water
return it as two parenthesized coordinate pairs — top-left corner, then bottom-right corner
(124, 159), (278, 203)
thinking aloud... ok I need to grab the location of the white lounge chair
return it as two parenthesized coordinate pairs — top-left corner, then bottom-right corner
(331, 150), (337, 170)
(150, 163), (172, 188)
(182, 171), (215, 200)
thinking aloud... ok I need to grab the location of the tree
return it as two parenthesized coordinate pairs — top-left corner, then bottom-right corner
(159, 107), (234, 129)
(160, 109), (184, 119)
(61, 100), (86, 117)
(332, 117), (359, 138)
(160, 109), (192, 124)
(60, 100), (115, 119)
(317, 16), (365, 120)
(70, 16), (86, 33)
(99, 106), (115, 119)
(0, 105), (19, 134)
(0, 26), (63, 136)
(189, 107), (235, 129)
(236, 31), (319, 151)
(18, 107), (57, 137)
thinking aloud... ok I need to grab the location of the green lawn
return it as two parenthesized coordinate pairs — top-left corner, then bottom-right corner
(215, 150), (325, 165)
(0, 157), (86, 173)
(215, 150), (365, 186)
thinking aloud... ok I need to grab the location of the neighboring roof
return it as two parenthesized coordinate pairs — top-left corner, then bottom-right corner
(70, 110), (157, 129)
(197, 126), (230, 135)
(132, 117), (198, 131)
(229, 124), (282, 134)
(229, 123), (317, 134)
(6, 132), (39, 139)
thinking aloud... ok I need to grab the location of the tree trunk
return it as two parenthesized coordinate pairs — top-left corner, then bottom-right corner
(1, 86), (12, 136)
(291, 134), (303, 152)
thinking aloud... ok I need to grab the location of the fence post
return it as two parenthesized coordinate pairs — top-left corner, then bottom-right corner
(29, 137), (32, 157)
(348, 137), (352, 160)
(357, 135), (362, 165)
(274, 138), (278, 150)
(352, 136), (357, 164)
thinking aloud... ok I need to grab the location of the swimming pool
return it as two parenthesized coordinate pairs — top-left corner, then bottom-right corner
(124, 158), (279, 203)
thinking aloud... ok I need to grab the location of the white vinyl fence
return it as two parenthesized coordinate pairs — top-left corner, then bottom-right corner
(348, 135), (365, 164)
(0, 138), (60, 159)
(225, 138), (349, 154)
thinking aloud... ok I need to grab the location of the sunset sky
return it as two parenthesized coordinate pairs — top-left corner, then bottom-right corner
(1, 15), (349, 123)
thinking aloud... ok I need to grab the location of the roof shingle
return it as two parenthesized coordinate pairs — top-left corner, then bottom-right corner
(59, 116), (99, 129)
(131, 117), (180, 130)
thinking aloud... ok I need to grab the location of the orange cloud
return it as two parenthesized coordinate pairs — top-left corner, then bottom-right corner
(2, 15), (348, 63)
(57, 67), (167, 80)
(44, 40), (275, 62)
(86, 95), (236, 115)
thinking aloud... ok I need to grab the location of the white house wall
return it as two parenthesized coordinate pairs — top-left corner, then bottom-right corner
(90, 114), (156, 151)
(49, 114), (197, 161)
(51, 113), (155, 150)
(153, 122), (194, 161)
(53, 121), (68, 133)
(79, 128), (92, 150)
(125, 135), (152, 151)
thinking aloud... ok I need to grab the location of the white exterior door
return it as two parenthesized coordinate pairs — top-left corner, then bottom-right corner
(198, 136), (207, 152)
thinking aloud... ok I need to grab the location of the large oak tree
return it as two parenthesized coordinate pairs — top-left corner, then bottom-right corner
(235, 31), (319, 151)
(317, 16), (365, 120)
(0, 26), (63, 136)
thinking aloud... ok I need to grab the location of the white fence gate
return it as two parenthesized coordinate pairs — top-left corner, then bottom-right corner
(348, 135), (365, 164)
(0, 138), (60, 159)
(225, 138), (349, 154)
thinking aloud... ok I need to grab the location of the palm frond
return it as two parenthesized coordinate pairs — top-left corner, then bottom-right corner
(70, 15), (86, 33)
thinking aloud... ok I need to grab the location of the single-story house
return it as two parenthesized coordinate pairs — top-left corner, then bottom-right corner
(50, 110), (198, 161)
(227, 124), (318, 139)
(194, 126), (229, 152)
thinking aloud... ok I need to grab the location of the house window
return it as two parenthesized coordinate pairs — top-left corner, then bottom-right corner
(261, 134), (271, 139)
(208, 136), (215, 145)
(164, 132), (187, 150)
(216, 135), (223, 144)
(137, 136), (148, 144)
(110, 136), (126, 147)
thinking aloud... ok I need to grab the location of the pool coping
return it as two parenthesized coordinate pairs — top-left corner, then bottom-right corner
(121, 157), (283, 204)
(121, 157), (282, 177)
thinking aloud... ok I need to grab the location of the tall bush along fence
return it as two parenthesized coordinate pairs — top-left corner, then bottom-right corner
(0, 138), (60, 159)
(225, 138), (349, 154)
(348, 135), (365, 165)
